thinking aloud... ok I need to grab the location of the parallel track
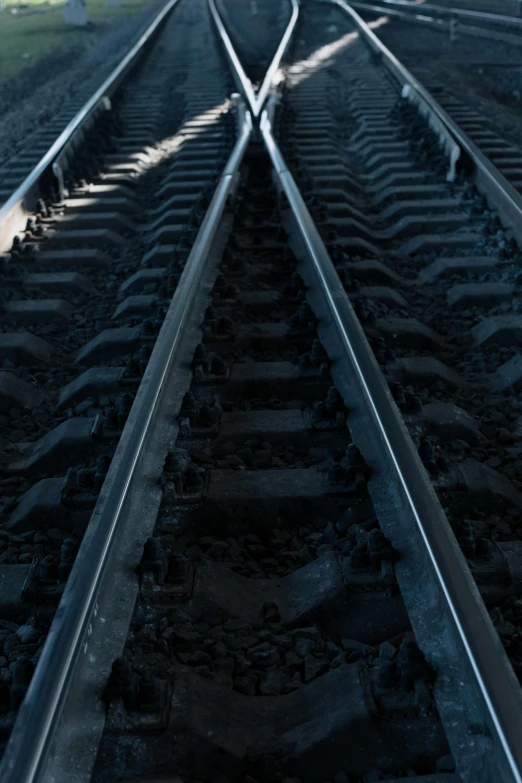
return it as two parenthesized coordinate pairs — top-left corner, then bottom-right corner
(0, 0), (238, 777)
(339, 0), (522, 43)
(1, 1), (522, 782)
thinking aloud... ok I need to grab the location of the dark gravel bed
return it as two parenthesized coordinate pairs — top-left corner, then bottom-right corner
(122, 611), (374, 695)
(159, 491), (377, 579)
(206, 437), (339, 469)
(0, 615), (50, 716)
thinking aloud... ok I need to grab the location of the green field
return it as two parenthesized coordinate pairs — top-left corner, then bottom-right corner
(0, 0), (158, 82)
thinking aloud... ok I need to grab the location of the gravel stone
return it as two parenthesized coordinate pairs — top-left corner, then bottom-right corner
(294, 637), (315, 658)
(284, 651), (303, 669)
(232, 636), (260, 651)
(341, 638), (370, 654)
(16, 625), (38, 644)
(223, 619), (253, 635)
(213, 671), (234, 688)
(379, 641), (397, 661)
(294, 627), (321, 642)
(303, 654), (329, 683)
(211, 642), (229, 659)
(247, 644), (280, 668)
(189, 651), (211, 666)
(212, 658), (235, 675)
(232, 653), (251, 677)
(259, 666), (285, 695)
(234, 676), (256, 695)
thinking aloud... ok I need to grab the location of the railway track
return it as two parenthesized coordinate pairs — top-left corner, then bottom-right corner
(346, 6), (522, 208)
(0, 0), (237, 774)
(1, 0), (522, 781)
(0, 0), (177, 209)
(403, 72), (522, 194)
(339, 0), (522, 43)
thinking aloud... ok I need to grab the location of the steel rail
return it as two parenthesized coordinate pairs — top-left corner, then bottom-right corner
(0, 0), (181, 253)
(254, 0), (299, 113)
(325, 0), (522, 243)
(208, 0), (258, 113)
(0, 99), (253, 783)
(208, 0), (299, 117)
(260, 101), (522, 783)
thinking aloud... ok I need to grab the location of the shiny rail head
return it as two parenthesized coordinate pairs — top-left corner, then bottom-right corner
(207, 0), (257, 112)
(259, 105), (522, 783)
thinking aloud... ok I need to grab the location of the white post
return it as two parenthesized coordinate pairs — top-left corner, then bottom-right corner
(449, 15), (458, 43)
(64, 0), (88, 26)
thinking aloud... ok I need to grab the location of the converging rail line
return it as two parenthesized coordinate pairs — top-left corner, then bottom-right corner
(1, 1), (522, 782)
